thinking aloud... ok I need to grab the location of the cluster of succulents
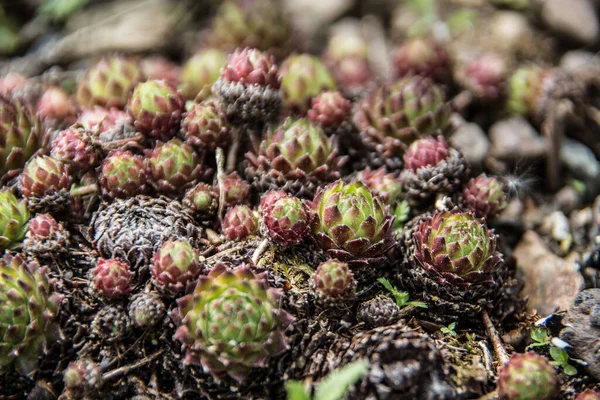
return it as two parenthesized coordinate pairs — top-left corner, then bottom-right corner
(2, 1), (599, 398)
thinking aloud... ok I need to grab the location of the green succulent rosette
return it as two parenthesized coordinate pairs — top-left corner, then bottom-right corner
(0, 254), (62, 375)
(174, 264), (292, 382)
(311, 181), (394, 264)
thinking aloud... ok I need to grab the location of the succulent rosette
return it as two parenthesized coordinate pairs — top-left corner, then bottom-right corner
(179, 49), (227, 101)
(204, 0), (295, 60)
(182, 183), (218, 218)
(212, 47), (282, 129)
(279, 54), (336, 114)
(457, 54), (507, 103)
(506, 65), (581, 122)
(259, 190), (310, 246)
(399, 136), (467, 205)
(90, 196), (200, 270)
(0, 189), (29, 251)
(99, 150), (148, 199)
(357, 167), (403, 205)
(306, 90), (353, 136)
(50, 125), (103, 172)
(173, 264), (292, 382)
(151, 240), (203, 295)
(182, 101), (231, 150)
(128, 292), (166, 329)
(246, 118), (341, 198)
(222, 205), (259, 241)
(391, 38), (452, 83)
(310, 181), (394, 265)
(19, 155), (72, 214)
(353, 76), (453, 168)
(36, 86), (76, 124)
(76, 55), (145, 109)
(128, 79), (185, 141)
(77, 106), (130, 134)
(311, 259), (356, 301)
(147, 139), (202, 194)
(92, 258), (133, 299)
(0, 254), (62, 375)
(498, 352), (559, 400)
(0, 96), (43, 178)
(358, 295), (402, 328)
(403, 208), (505, 316)
(23, 214), (69, 259)
(459, 174), (507, 219)
(216, 172), (250, 207)
(322, 32), (374, 97)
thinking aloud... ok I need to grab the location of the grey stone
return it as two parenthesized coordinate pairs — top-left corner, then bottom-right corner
(513, 230), (584, 315)
(542, 0), (599, 44)
(449, 120), (490, 167)
(489, 117), (546, 161)
(560, 289), (600, 380)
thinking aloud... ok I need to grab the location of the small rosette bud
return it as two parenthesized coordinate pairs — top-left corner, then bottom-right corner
(311, 259), (356, 300)
(399, 136), (467, 205)
(92, 258), (133, 299)
(76, 55), (144, 109)
(128, 79), (185, 141)
(182, 101), (231, 150)
(179, 49), (227, 100)
(128, 292), (166, 329)
(259, 190), (310, 246)
(24, 214), (69, 259)
(147, 139), (202, 194)
(459, 174), (507, 219)
(212, 47), (282, 129)
(183, 183), (218, 218)
(99, 150), (148, 199)
(307, 90), (352, 136)
(151, 240), (203, 295)
(50, 125), (102, 171)
(391, 38), (452, 83)
(498, 352), (559, 400)
(216, 172), (250, 207)
(222, 205), (259, 241)
(280, 54), (336, 114)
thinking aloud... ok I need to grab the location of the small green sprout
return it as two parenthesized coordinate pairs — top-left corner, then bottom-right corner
(549, 347), (578, 376)
(377, 278), (427, 309)
(285, 359), (370, 400)
(526, 327), (551, 350)
(440, 322), (458, 338)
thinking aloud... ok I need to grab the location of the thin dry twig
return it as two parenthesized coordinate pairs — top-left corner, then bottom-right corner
(102, 349), (164, 382)
(482, 311), (509, 366)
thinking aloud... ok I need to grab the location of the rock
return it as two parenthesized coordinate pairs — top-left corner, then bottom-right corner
(283, 0), (352, 38)
(560, 289), (600, 380)
(489, 117), (547, 162)
(541, 211), (571, 242)
(542, 0), (599, 45)
(449, 119), (490, 167)
(560, 50), (600, 74)
(513, 230), (584, 315)
(489, 12), (534, 54)
(561, 138), (600, 198)
(554, 186), (582, 215)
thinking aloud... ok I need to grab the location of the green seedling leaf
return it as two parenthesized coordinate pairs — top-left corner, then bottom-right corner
(314, 360), (370, 400)
(377, 278), (427, 309)
(285, 381), (311, 400)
